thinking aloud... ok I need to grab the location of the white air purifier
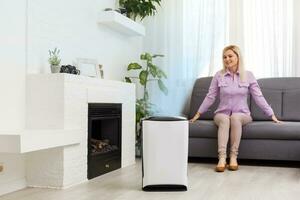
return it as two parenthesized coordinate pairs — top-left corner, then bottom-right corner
(142, 116), (188, 191)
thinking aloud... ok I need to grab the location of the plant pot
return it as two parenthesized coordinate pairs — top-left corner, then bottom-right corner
(50, 65), (61, 73)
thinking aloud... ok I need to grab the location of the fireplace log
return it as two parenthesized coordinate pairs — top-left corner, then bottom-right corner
(91, 138), (110, 150)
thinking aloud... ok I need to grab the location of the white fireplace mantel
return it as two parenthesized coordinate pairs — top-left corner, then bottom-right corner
(0, 129), (82, 153)
(0, 73), (136, 189)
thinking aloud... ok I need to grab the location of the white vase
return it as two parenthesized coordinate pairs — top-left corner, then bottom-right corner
(50, 65), (61, 73)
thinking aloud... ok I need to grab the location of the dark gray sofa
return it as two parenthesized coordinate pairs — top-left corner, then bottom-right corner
(188, 77), (300, 161)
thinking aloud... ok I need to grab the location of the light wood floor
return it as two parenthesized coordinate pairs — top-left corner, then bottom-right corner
(1, 159), (300, 200)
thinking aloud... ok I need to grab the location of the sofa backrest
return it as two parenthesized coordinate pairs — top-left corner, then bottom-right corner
(251, 77), (300, 121)
(189, 77), (219, 120)
(189, 77), (300, 121)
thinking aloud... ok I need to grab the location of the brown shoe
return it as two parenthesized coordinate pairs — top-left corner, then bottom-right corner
(215, 158), (227, 172)
(215, 165), (227, 172)
(228, 164), (239, 171)
(228, 157), (239, 171)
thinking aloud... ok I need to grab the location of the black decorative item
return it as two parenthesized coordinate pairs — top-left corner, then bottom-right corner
(60, 65), (80, 75)
(119, 7), (127, 15)
(104, 8), (113, 11)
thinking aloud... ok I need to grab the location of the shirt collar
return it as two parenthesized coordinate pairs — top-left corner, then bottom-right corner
(225, 69), (240, 76)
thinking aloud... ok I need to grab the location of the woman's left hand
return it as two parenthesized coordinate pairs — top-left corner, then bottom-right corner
(272, 115), (282, 123)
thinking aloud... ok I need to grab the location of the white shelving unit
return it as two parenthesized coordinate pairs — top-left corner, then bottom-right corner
(98, 10), (145, 36)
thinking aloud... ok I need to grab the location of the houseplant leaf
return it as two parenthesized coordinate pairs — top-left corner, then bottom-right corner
(152, 54), (164, 58)
(144, 90), (149, 101)
(158, 79), (168, 95)
(125, 77), (132, 83)
(119, 0), (162, 21)
(140, 52), (152, 62)
(139, 70), (148, 86)
(148, 63), (157, 77)
(156, 68), (167, 79)
(128, 63), (142, 70)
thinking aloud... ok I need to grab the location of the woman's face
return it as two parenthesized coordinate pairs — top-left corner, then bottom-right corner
(223, 49), (239, 71)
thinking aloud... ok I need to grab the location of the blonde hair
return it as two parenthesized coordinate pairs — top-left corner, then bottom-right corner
(221, 45), (246, 82)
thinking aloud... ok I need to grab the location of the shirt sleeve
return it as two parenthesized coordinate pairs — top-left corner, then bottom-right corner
(197, 72), (219, 114)
(248, 71), (274, 117)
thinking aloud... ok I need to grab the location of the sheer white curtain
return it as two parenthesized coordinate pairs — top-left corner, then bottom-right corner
(142, 0), (294, 116)
(184, 0), (228, 78)
(143, 0), (184, 116)
(242, 0), (294, 78)
(143, 0), (227, 116)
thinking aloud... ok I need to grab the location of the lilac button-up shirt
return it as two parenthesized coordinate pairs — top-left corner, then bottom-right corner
(198, 70), (274, 117)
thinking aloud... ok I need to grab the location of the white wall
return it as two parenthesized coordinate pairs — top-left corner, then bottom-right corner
(0, 0), (26, 132)
(27, 0), (142, 80)
(0, 0), (142, 196)
(0, 0), (27, 195)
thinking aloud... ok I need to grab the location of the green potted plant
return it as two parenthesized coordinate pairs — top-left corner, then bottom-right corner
(125, 52), (168, 156)
(119, 0), (162, 21)
(48, 47), (61, 73)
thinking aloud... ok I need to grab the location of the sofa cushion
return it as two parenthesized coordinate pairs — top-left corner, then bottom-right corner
(258, 77), (300, 90)
(282, 89), (300, 121)
(189, 120), (218, 138)
(189, 93), (220, 120)
(250, 89), (282, 120)
(242, 121), (300, 140)
(189, 77), (219, 120)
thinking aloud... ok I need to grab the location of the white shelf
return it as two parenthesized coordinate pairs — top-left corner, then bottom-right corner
(0, 129), (82, 153)
(98, 11), (145, 36)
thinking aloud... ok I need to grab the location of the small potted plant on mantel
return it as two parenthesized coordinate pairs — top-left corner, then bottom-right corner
(48, 47), (61, 73)
(119, 0), (162, 21)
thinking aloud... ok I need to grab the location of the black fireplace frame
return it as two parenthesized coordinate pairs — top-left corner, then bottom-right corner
(87, 103), (122, 179)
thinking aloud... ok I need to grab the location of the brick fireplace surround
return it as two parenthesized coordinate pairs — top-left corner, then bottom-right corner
(0, 74), (135, 189)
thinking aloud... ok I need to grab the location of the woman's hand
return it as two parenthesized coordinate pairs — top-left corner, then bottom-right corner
(272, 115), (282, 123)
(189, 112), (201, 123)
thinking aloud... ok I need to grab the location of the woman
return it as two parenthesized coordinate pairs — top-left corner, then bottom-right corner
(190, 45), (281, 172)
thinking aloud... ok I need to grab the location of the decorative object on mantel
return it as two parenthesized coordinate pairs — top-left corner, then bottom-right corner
(104, 8), (113, 11)
(98, 64), (104, 79)
(76, 58), (100, 78)
(60, 65), (80, 75)
(48, 47), (61, 73)
(118, 7), (127, 15)
(104, 7), (126, 15)
(124, 52), (168, 156)
(119, 0), (162, 21)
